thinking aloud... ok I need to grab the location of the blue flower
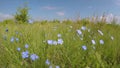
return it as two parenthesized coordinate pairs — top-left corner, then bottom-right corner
(46, 59), (50, 65)
(100, 39), (104, 44)
(91, 40), (96, 45)
(22, 51), (29, 59)
(10, 37), (14, 42)
(16, 38), (19, 42)
(17, 47), (21, 51)
(30, 54), (39, 61)
(56, 66), (60, 68)
(81, 26), (86, 31)
(82, 45), (87, 50)
(57, 38), (63, 45)
(28, 19), (33, 24)
(25, 44), (29, 48)
(76, 30), (82, 35)
(57, 34), (61, 38)
(47, 40), (53, 45)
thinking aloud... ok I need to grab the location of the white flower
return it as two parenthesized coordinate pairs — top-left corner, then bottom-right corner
(98, 30), (103, 36)
(100, 39), (104, 44)
(91, 40), (96, 45)
(76, 30), (82, 35)
(47, 40), (53, 45)
(111, 36), (114, 40)
(88, 29), (90, 32)
(57, 38), (63, 45)
(81, 26), (86, 30)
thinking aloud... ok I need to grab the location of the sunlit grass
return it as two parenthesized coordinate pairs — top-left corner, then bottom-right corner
(0, 20), (120, 68)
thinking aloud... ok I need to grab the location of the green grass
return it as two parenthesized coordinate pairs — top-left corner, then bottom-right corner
(0, 20), (120, 68)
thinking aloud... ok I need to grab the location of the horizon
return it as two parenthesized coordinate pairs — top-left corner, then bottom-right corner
(0, 0), (120, 22)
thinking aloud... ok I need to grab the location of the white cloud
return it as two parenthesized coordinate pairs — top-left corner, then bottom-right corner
(42, 6), (56, 10)
(56, 12), (65, 16)
(0, 13), (13, 21)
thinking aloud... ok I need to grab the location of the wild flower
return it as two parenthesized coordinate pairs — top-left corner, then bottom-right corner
(57, 38), (63, 45)
(111, 36), (114, 40)
(10, 37), (14, 42)
(22, 51), (29, 59)
(98, 30), (103, 36)
(88, 29), (90, 32)
(56, 66), (60, 68)
(82, 45), (87, 50)
(57, 34), (61, 38)
(30, 54), (39, 61)
(16, 38), (19, 42)
(17, 47), (21, 51)
(25, 44), (29, 48)
(76, 30), (82, 35)
(46, 59), (50, 65)
(100, 39), (104, 44)
(28, 19), (33, 24)
(53, 41), (58, 45)
(47, 40), (53, 45)
(91, 40), (96, 45)
(81, 26), (86, 30)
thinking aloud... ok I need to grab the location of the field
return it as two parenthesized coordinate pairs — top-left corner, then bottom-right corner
(0, 20), (120, 68)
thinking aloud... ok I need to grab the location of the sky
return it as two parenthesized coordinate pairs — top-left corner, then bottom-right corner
(0, 0), (120, 21)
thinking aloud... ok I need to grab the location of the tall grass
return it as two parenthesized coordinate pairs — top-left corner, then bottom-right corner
(0, 19), (120, 68)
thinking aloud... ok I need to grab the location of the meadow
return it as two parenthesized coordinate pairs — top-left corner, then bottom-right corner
(0, 19), (120, 68)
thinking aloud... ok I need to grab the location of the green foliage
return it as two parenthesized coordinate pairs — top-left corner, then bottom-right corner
(14, 5), (29, 23)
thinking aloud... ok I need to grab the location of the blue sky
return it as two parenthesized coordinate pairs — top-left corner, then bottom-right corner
(0, 0), (120, 21)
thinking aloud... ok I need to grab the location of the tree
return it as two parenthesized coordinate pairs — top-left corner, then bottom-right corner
(14, 5), (29, 23)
